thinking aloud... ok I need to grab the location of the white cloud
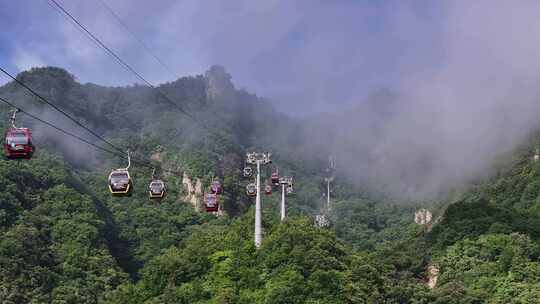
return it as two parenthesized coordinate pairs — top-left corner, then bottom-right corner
(12, 48), (45, 71)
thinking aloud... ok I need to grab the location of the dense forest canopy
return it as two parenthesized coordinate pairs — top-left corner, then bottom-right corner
(0, 66), (540, 303)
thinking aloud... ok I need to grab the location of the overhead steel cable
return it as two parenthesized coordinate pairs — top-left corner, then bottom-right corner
(47, 0), (224, 143)
(48, 0), (193, 119)
(0, 66), (127, 156)
(97, 0), (178, 80)
(0, 96), (123, 157)
(0, 95), (180, 175)
(0, 68), (177, 173)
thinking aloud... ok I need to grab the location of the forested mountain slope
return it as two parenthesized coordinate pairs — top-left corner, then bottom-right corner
(1, 67), (540, 303)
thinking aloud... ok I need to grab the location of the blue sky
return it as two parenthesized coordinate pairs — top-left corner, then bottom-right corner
(0, 0), (447, 113)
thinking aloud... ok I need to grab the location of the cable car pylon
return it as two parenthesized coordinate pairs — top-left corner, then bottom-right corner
(316, 156), (335, 228)
(325, 155), (335, 211)
(245, 151), (271, 248)
(279, 176), (293, 221)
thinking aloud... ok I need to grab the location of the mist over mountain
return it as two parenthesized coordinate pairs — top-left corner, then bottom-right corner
(5, 1), (540, 302)
(3, 64), (540, 302)
(286, 1), (540, 199)
(6, 61), (540, 202)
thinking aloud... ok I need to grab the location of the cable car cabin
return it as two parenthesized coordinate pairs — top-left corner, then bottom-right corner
(205, 193), (219, 212)
(243, 167), (253, 177)
(4, 128), (34, 159)
(210, 180), (223, 194)
(108, 169), (132, 196)
(287, 185), (293, 195)
(148, 180), (166, 199)
(271, 171), (279, 185)
(265, 184), (272, 195)
(246, 183), (257, 197)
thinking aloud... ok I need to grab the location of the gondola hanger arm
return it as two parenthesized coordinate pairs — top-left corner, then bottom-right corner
(10, 108), (20, 129)
(122, 150), (131, 170)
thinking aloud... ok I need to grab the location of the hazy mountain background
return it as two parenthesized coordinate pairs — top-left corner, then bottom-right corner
(0, 66), (540, 302)
(3, 0), (540, 302)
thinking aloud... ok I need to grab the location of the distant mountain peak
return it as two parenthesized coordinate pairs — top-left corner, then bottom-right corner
(205, 65), (234, 100)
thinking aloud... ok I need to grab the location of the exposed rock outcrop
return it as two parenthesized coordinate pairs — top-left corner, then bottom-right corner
(414, 209), (433, 225)
(181, 172), (203, 209)
(205, 65), (234, 100)
(150, 152), (163, 163)
(427, 265), (439, 289)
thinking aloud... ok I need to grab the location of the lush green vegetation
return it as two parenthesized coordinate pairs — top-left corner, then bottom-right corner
(1, 67), (540, 303)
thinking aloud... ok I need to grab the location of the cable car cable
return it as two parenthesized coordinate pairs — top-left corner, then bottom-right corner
(47, 0), (193, 119)
(97, 0), (177, 80)
(0, 70), (174, 173)
(46, 0), (226, 144)
(0, 96), (123, 157)
(0, 96), (179, 175)
(0, 67), (126, 155)
(3, 2), (218, 172)
(0, 67), (163, 167)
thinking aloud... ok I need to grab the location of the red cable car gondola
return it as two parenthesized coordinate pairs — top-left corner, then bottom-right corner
(271, 169), (279, 185)
(205, 193), (219, 212)
(4, 128), (34, 159)
(4, 110), (34, 159)
(210, 179), (223, 194)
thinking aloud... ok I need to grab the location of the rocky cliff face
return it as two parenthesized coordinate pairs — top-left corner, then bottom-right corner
(150, 151), (163, 163)
(414, 209), (433, 225)
(205, 65), (234, 101)
(427, 265), (440, 289)
(181, 172), (203, 209)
